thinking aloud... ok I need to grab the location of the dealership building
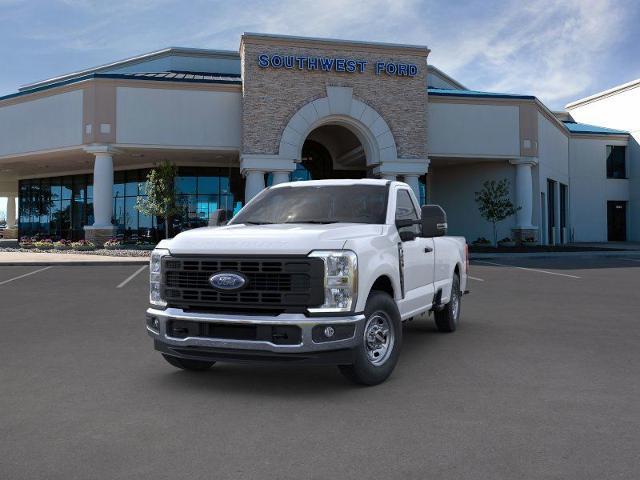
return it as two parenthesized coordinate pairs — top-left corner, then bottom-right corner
(0, 33), (637, 244)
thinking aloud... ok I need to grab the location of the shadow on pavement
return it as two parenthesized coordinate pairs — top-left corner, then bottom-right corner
(148, 319), (445, 396)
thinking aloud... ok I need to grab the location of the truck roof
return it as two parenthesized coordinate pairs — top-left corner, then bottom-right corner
(270, 178), (393, 189)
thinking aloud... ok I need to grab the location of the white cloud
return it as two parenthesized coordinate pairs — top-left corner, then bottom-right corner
(426, 0), (631, 107)
(3, 0), (635, 108)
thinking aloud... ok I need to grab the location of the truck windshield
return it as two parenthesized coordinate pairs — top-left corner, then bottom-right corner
(230, 184), (388, 225)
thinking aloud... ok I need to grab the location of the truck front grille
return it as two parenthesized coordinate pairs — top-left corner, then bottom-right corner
(162, 256), (325, 312)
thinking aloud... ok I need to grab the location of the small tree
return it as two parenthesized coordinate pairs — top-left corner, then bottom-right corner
(136, 161), (182, 239)
(474, 179), (520, 246)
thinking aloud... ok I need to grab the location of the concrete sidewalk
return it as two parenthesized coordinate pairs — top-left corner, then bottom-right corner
(0, 251), (149, 266)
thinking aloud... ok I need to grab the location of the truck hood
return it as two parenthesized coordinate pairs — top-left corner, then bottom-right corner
(166, 223), (384, 255)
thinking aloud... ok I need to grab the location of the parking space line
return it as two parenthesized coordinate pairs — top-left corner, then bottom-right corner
(116, 265), (148, 289)
(0, 266), (53, 286)
(473, 260), (581, 279)
(467, 275), (484, 282)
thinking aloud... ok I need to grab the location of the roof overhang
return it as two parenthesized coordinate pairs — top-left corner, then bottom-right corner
(19, 47), (240, 93)
(240, 32), (430, 57)
(565, 78), (640, 110)
(428, 88), (629, 140)
(427, 65), (466, 90)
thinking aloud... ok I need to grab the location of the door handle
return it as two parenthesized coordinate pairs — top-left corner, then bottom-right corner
(424, 246), (433, 253)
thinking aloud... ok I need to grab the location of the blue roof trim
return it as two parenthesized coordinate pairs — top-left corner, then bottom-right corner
(0, 72), (242, 102)
(428, 87), (535, 100)
(562, 121), (628, 135)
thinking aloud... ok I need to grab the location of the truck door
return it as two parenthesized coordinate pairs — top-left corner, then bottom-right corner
(394, 188), (435, 315)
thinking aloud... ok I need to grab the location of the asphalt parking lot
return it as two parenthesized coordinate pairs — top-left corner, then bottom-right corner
(1, 256), (640, 479)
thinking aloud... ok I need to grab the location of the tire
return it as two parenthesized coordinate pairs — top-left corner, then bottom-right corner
(338, 291), (402, 386)
(434, 273), (461, 333)
(162, 354), (215, 371)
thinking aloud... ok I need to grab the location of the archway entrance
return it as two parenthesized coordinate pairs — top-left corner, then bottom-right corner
(299, 124), (367, 180)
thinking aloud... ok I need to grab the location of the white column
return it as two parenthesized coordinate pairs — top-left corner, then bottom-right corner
(271, 171), (290, 185)
(6, 195), (16, 228)
(511, 158), (536, 229)
(91, 152), (115, 227)
(244, 170), (265, 202)
(241, 154), (295, 202)
(404, 175), (421, 202)
(380, 174), (396, 181)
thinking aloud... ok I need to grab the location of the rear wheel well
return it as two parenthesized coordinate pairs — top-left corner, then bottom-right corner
(370, 275), (394, 299)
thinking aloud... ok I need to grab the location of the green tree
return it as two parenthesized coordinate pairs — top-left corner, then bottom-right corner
(136, 161), (182, 239)
(474, 179), (520, 246)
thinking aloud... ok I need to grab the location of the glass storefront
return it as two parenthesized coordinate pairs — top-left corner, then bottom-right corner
(172, 167), (244, 235)
(419, 175), (427, 206)
(266, 163), (312, 186)
(19, 166), (244, 241)
(19, 174), (93, 240)
(18, 165), (423, 240)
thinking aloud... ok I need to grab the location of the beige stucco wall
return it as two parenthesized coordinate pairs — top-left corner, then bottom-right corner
(240, 36), (428, 160)
(116, 86), (242, 148)
(0, 90), (83, 157)
(427, 101), (520, 157)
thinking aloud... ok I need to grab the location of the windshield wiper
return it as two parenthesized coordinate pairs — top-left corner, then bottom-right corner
(243, 221), (275, 225)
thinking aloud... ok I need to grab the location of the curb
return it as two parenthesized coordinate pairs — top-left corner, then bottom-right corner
(471, 251), (640, 260)
(0, 260), (149, 266)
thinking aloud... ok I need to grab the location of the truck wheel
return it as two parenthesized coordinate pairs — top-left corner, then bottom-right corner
(434, 273), (461, 333)
(162, 354), (215, 371)
(338, 291), (402, 386)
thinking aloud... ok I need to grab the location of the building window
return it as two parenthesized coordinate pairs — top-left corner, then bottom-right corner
(266, 163), (312, 186)
(547, 179), (556, 244)
(18, 174), (92, 240)
(606, 145), (626, 179)
(18, 166), (245, 241)
(172, 167), (244, 235)
(112, 169), (158, 241)
(560, 183), (568, 243)
(418, 174), (428, 205)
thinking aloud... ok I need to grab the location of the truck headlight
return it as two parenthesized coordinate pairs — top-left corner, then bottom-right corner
(150, 248), (169, 307)
(308, 250), (358, 313)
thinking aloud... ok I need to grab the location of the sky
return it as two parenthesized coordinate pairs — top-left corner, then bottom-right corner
(1, 0), (639, 109)
(1, 0), (640, 215)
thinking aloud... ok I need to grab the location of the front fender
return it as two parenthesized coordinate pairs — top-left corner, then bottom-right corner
(345, 235), (401, 313)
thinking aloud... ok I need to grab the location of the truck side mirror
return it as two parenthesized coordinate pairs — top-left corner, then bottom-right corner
(208, 209), (227, 227)
(421, 205), (447, 237)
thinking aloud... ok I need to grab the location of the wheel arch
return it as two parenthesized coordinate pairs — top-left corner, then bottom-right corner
(369, 274), (395, 298)
(358, 269), (401, 312)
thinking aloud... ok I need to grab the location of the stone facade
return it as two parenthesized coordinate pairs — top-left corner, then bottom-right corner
(240, 35), (429, 161)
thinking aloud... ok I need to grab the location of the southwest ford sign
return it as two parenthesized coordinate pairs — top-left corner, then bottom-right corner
(257, 54), (418, 77)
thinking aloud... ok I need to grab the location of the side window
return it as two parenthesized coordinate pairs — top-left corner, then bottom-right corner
(395, 189), (420, 236)
(606, 145), (626, 179)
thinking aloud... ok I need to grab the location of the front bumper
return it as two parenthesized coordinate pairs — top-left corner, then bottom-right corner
(146, 307), (365, 365)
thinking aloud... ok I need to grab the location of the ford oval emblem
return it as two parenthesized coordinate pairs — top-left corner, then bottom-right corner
(209, 272), (247, 291)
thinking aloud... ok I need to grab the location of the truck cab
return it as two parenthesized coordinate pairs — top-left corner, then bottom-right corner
(147, 179), (467, 385)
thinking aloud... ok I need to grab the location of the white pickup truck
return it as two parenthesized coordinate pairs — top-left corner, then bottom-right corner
(146, 179), (468, 385)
